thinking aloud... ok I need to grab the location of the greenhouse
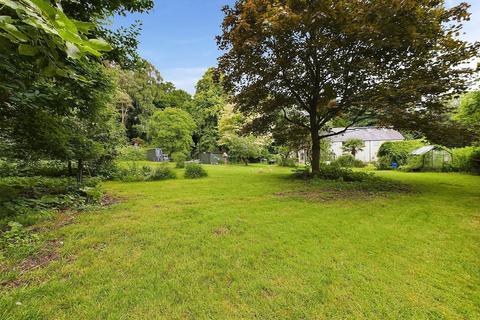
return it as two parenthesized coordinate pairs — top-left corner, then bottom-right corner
(410, 146), (453, 171)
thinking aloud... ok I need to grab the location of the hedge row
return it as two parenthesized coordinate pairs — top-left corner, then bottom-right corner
(376, 140), (426, 170)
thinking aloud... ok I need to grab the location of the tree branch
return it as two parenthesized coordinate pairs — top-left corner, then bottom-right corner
(318, 111), (369, 139)
(282, 108), (310, 130)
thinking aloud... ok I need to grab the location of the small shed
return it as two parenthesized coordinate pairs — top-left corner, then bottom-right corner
(199, 152), (225, 165)
(411, 145), (452, 170)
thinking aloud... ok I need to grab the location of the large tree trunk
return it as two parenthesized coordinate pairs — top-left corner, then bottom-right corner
(67, 160), (72, 176)
(76, 159), (83, 183)
(311, 127), (320, 174)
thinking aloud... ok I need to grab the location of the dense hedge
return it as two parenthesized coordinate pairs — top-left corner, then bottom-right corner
(376, 140), (425, 170)
(452, 147), (480, 173)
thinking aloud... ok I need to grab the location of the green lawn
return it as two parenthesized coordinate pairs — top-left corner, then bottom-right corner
(1, 165), (479, 319)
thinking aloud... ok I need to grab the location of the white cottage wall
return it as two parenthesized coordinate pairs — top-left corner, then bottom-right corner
(297, 128), (405, 164)
(333, 139), (403, 162)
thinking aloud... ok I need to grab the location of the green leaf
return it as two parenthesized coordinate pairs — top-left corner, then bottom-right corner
(18, 44), (39, 56)
(30, 0), (57, 18)
(0, 16), (14, 24)
(73, 20), (94, 34)
(86, 39), (112, 52)
(57, 29), (83, 45)
(0, 31), (18, 42)
(54, 9), (78, 35)
(22, 17), (58, 35)
(0, 0), (25, 11)
(0, 23), (29, 42)
(79, 44), (101, 57)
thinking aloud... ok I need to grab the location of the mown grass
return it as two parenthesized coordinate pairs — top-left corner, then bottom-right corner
(1, 164), (479, 319)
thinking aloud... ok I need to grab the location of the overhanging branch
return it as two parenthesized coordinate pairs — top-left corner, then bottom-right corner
(318, 110), (369, 139)
(282, 108), (310, 130)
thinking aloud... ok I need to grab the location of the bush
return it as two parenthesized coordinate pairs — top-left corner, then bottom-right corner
(470, 148), (480, 174)
(113, 163), (176, 182)
(172, 152), (187, 168)
(117, 146), (147, 161)
(318, 164), (372, 182)
(184, 163), (208, 179)
(332, 154), (366, 168)
(112, 162), (145, 182)
(376, 140), (425, 170)
(293, 164), (372, 182)
(451, 146), (480, 173)
(148, 166), (177, 181)
(400, 155), (424, 172)
(275, 154), (297, 167)
(0, 160), (70, 178)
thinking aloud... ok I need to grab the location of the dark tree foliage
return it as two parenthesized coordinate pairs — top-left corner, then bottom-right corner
(0, 1), (111, 108)
(62, 0), (154, 68)
(190, 68), (226, 155)
(112, 61), (193, 141)
(155, 82), (192, 110)
(61, 0), (154, 18)
(1, 60), (123, 181)
(217, 0), (479, 173)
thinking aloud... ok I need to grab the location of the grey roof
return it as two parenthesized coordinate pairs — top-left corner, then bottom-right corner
(328, 127), (404, 143)
(411, 146), (435, 155)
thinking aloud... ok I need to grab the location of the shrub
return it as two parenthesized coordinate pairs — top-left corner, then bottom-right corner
(451, 146), (480, 173)
(184, 163), (208, 179)
(112, 162), (145, 182)
(275, 154), (297, 167)
(172, 152), (187, 168)
(318, 164), (372, 182)
(113, 163), (176, 182)
(332, 154), (366, 168)
(401, 155), (424, 172)
(470, 148), (480, 174)
(0, 160), (70, 178)
(376, 140), (425, 170)
(293, 164), (372, 182)
(148, 166), (177, 181)
(117, 146), (147, 161)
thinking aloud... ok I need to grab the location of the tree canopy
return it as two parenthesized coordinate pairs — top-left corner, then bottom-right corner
(456, 91), (480, 144)
(0, 0), (150, 181)
(218, 0), (479, 173)
(147, 108), (196, 156)
(61, 0), (155, 68)
(189, 68), (226, 155)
